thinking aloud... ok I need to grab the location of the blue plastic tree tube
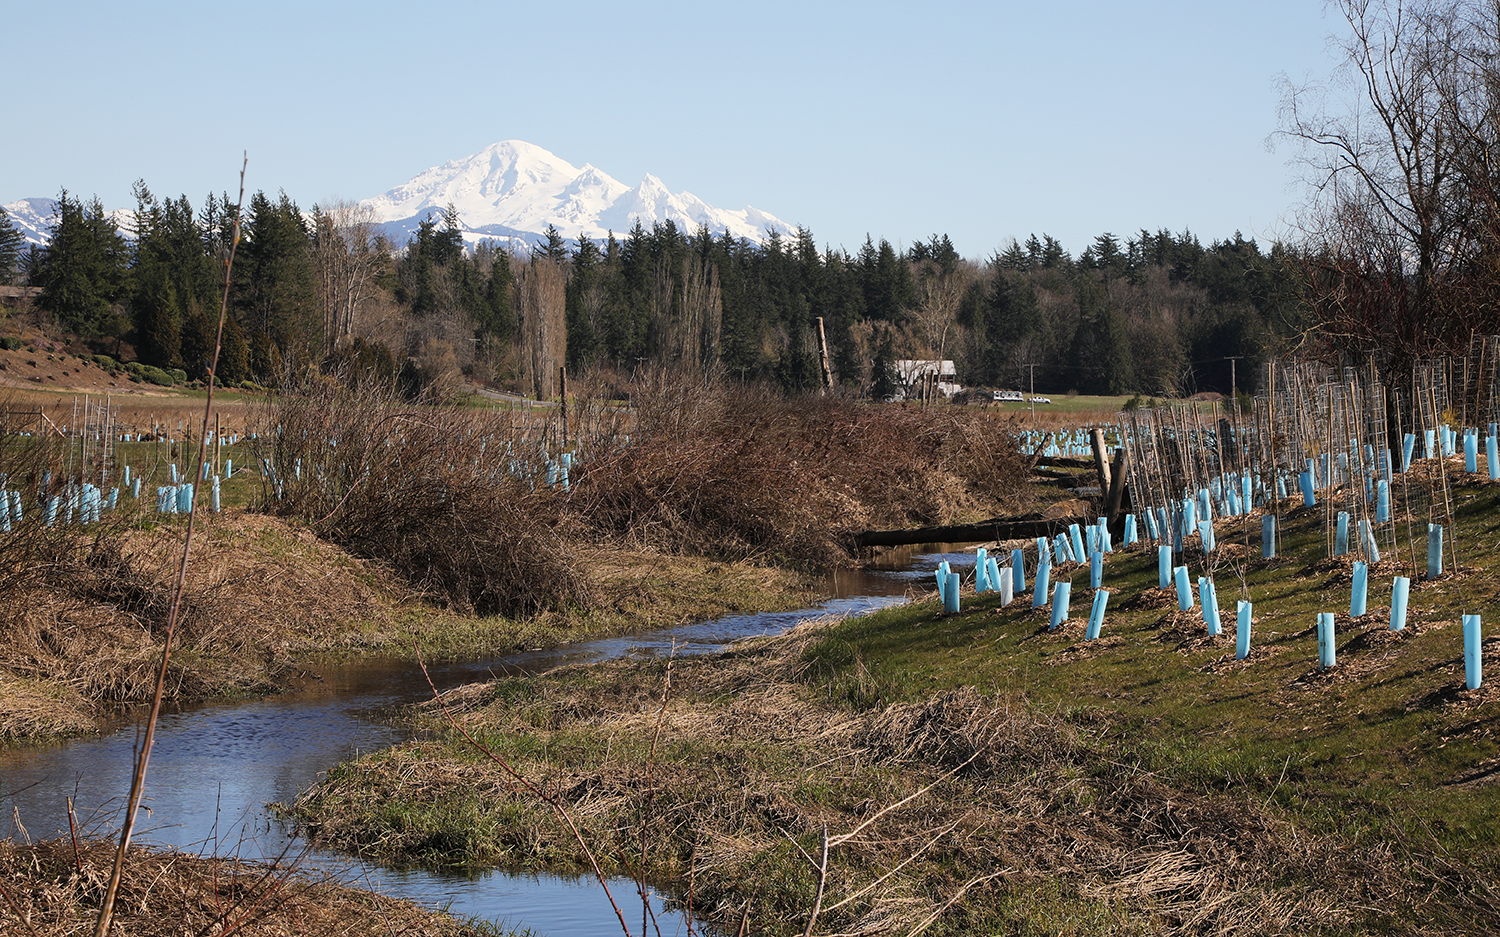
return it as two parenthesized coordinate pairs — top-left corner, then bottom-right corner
(1175, 566), (1194, 611)
(1402, 433), (1416, 472)
(1012, 549), (1026, 591)
(1464, 614), (1483, 690)
(1033, 562), (1051, 608)
(1037, 536), (1052, 568)
(1351, 561), (1369, 616)
(999, 566), (1013, 607)
(1236, 600), (1252, 660)
(1050, 581), (1072, 630)
(1262, 515), (1276, 559)
(988, 557), (1002, 599)
(1124, 513), (1137, 545)
(975, 548), (989, 592)
(1200, 577), (1221, 635)
(1065, 533), (1081, 564)
(1466, 431), (1479, 473)
(1335, 511), (1350, 555)
(1425, 429), (1437, 461)
(211, 475), (221, 513)
(1158, 545), (1172, 589)
(1299, 472), (1316, 506)
(934, 567), (947, 601)
(944, 573), (960, 614)
(1390, 576), (1410, 630)
(1098, 518), (1113, 553)
(1318, 612), (1337, 669)
(1490, 435), (1500, 481)
(170, 463), (179, 485)
(1376, 480), (1390, 522)
(225, 458), (233, 478)
(1276, 474), (1288, 501)
(1090, 550), (1103, 589)
(123, 465), (131, 486)
(1428, 524), (1445, 579)
(1086, 589), (1109, 641)
(1198, 520), (1215, 553)
(1069, 524), (1086, 563)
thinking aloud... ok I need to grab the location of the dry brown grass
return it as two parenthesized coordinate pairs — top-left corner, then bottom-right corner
(0, 510), (402, 739)
(288, 618), (1398, 936)
(0, 838), (482, 936)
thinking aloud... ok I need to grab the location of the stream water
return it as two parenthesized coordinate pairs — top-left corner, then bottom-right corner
(0, 545), (976, 936)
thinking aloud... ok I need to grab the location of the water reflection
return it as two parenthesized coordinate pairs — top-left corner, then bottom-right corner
(0, 546), (975, 935)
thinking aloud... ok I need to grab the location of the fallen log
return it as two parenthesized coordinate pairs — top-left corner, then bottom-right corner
(850, 514), (1089, 548)
(1034, 456), (1093, 470)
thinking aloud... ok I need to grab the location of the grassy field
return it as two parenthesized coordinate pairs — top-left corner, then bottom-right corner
(284, 466), (1500, 936)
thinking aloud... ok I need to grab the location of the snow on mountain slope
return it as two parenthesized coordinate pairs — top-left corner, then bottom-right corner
(2, 197), (139, 249)
(3, 198), (63, 247)
(364, 140), (795, 247)
(5, 141), (797, 252)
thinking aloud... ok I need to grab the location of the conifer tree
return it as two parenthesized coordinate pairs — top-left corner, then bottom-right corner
(0, 207), (23, 285)
(35, 191), (129, 337)
(131, 268), (182, 368)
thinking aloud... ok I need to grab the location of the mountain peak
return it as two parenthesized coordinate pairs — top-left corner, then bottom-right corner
(363, 141), (793, 247)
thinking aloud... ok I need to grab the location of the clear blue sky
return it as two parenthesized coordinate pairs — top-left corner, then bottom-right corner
(4, 0), (1339, 259)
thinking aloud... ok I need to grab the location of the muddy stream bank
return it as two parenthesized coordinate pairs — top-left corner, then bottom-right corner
(0, 545), (977, 935)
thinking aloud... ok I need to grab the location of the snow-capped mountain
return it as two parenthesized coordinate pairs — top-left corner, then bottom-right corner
(3, 140), (797, 251)
(3, 198), (65, 247)
(1, 197), (137, 249)
(363, 140), (796, 248)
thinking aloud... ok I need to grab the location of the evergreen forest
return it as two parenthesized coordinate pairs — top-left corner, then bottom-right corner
(0, 188), (1308, 402)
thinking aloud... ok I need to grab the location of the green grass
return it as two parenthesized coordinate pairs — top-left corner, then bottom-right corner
(284, 469), (1500, 935)
(802, 481), (1500, 863)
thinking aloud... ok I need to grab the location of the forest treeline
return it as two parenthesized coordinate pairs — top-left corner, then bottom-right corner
(0, 184), (1306, 399)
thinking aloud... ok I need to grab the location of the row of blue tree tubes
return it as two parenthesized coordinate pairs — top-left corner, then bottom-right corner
(930, 513), (1483, 691)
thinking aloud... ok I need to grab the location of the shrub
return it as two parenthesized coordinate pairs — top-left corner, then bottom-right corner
(255, 380), (590, 617)
(571, 373), (1030, 566)
(0, 337), (21, 351)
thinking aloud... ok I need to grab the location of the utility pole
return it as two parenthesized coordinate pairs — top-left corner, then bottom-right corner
(1029, 362), (1038, 423)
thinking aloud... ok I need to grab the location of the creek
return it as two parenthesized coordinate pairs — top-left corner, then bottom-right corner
(0, 545), (975, 936)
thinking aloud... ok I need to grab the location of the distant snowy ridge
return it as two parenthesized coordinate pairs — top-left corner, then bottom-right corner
(363, 140), (796, 248)
(2, 197), (138, 250)
(4, 140), (796, 251)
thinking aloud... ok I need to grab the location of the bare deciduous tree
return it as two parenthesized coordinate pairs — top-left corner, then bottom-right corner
(1278, 0), (1500, 367)
(311, 199), (387, 354)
